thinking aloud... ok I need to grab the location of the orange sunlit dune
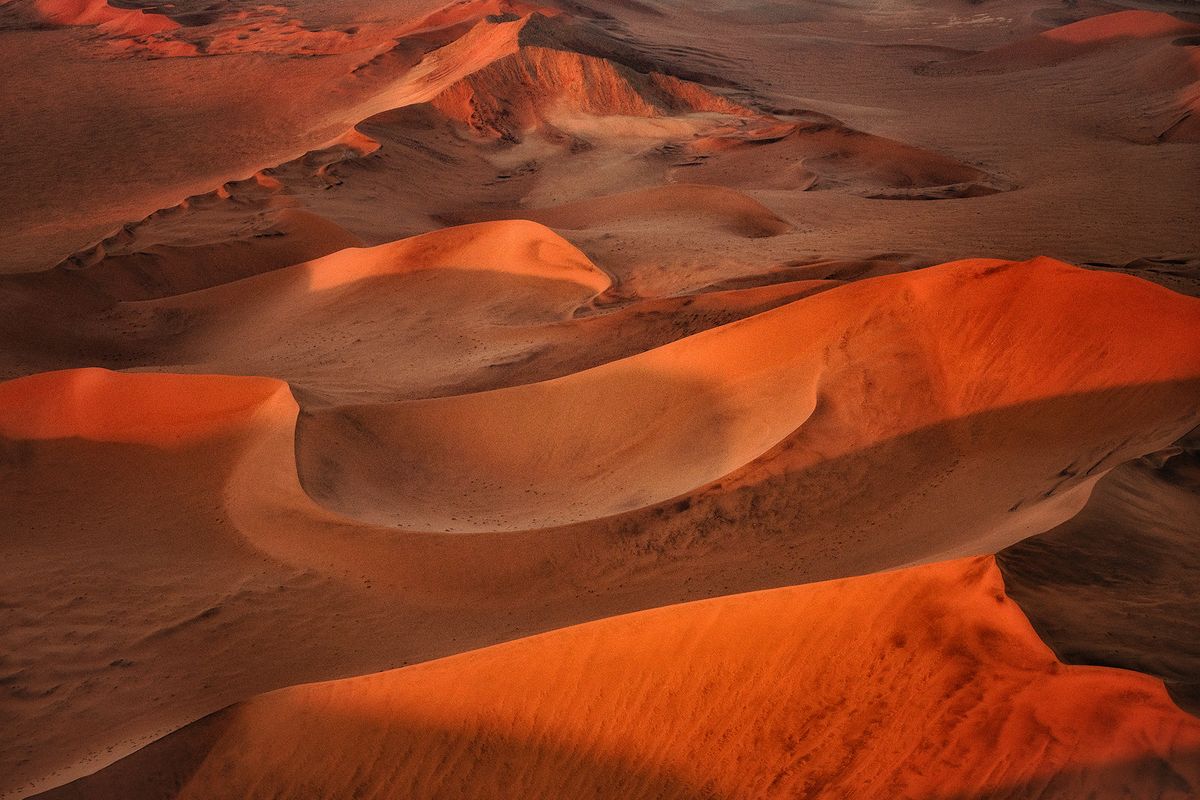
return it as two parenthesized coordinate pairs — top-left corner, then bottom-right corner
(1, 0), (1199, 798)
(34, 558), (1200, 800)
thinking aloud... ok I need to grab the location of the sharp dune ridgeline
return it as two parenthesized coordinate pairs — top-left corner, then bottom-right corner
(2, 0), (1199, 798)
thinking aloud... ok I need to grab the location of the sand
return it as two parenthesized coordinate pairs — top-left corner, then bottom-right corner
(2, 0), (1199, 797)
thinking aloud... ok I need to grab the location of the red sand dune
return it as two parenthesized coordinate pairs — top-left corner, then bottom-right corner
(35, 557), (1200, 800)
(932, 10), (1200, 73)
(923, 11), (1200, 144)
(297, 218), (610, 292)
(427, 37), (750, 139)
(32, 0), (177, 35)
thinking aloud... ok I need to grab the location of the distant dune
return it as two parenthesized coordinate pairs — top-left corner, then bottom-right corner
(31, 0), (178, 36)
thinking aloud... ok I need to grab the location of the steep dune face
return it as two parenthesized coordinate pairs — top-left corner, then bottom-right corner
(298, 257), (1200, 533)
(36, 557), (1200, 800)
(0, 368), (322, 797)
(6, 257), (1198, 796)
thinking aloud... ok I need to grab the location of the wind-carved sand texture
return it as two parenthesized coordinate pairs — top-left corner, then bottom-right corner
(1, 0), (1199, 798)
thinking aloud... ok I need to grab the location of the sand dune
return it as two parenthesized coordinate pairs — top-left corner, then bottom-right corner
(493, 183), (793, 238)
(924, 11), (1199, 74)
(34, 557), (1200, 800)
(920, 10), (1200, 145)
(61, 209), (365, 302)
(33, 2), (1014, 287)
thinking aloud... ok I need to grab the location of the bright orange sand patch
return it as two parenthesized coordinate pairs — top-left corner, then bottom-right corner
(39, 557), (1200, 799)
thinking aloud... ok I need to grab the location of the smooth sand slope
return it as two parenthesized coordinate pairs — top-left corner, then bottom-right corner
(35, 557), (1200, 800)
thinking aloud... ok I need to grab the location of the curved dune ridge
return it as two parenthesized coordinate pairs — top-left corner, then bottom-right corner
(33, 0), (1014, 283)
(35, 557), (1200, 800)
(99, 218), (607, 303)
(4, 248), (1200, 796)
(297, 255), (1200, 532)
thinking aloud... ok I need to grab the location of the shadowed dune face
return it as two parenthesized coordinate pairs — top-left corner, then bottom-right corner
(999, 438), (1200, 715)
(34, 557), (1200, 800)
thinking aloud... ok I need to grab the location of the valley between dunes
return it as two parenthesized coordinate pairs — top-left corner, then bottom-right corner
(1, 0), (1199, 798)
